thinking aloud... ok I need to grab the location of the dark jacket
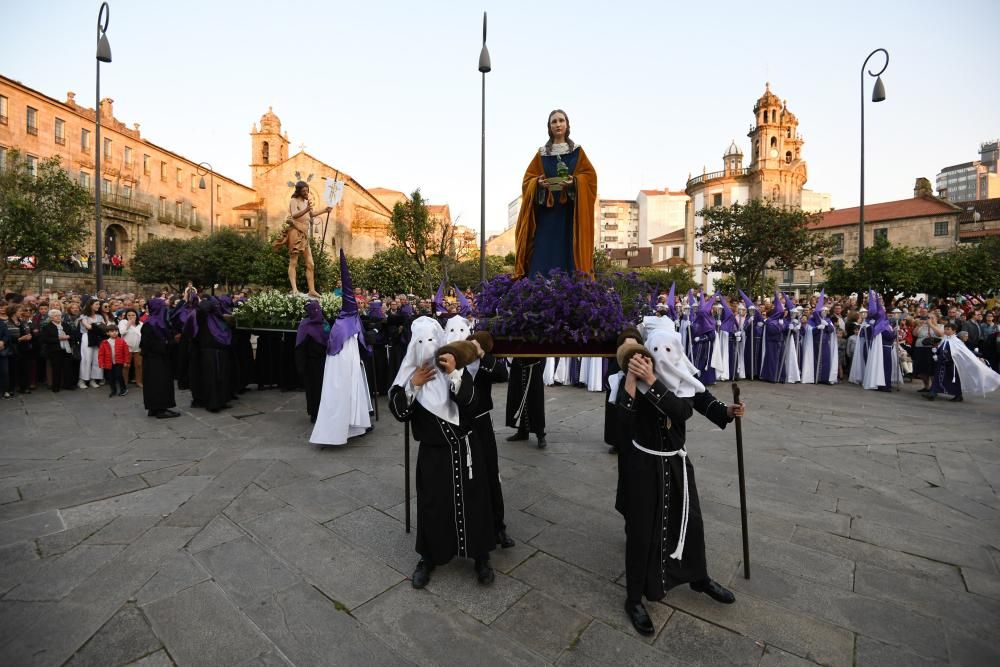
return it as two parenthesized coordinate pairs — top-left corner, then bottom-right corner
(40, 321), (74, 359)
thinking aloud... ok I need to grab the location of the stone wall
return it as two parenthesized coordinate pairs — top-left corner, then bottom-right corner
(2, 269), (156, 296)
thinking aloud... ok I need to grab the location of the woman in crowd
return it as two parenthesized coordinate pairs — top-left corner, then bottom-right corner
(78, 299), (107, 389)
(119, 308), (143, 387)
(7, 304), (34, 394)
(40, 309), (76, 392)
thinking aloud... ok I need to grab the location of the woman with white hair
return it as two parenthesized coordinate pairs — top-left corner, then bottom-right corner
(612, 327), (745, 637)
(39, 309), (75, 392)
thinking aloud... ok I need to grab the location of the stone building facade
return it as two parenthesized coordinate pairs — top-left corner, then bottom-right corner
(0, 74), (256, 262)
(684, 83), (830, 292)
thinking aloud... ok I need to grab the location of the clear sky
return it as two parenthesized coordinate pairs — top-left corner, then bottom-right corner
(2, 0), (997, 237)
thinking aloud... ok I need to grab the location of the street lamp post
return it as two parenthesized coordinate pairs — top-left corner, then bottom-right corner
(94, 2), (112, 292)
(859, 48), (888, 260)
(478, 12), (491, 285)
(197, 162), (214, 234)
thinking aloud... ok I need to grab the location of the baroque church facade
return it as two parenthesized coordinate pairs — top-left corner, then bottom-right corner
(685, 83), (830, 291)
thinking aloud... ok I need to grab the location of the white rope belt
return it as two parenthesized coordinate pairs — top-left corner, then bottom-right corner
(632, 440), (690, 560)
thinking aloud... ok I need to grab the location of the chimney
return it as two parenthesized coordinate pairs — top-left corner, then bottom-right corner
(99, 97), (114, 120)
(913, 177), (934, 198)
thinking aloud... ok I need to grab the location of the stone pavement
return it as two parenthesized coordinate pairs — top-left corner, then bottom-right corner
(0, 377), (999, 666)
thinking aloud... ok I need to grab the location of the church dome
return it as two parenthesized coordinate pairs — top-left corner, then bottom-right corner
(259, 106), (281, 133)
(724, 139), (743, 157)
(753, 82), (781, 113)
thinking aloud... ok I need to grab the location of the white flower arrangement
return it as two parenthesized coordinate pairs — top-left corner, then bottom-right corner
(234, 291), (342, 330)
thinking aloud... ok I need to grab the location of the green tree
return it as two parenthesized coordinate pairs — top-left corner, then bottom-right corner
(821, 238), (926, 298)
(252, 235), (336, 292)
(130, 237), (194, 293)
(448, 256), (507, 290)
(592, 248), (613, 277)
(712, 274), (776, 300)
(634, 267), (699, 294)
(0, 151), (90, 289)
(695, 199), (834, 294)
(203, 229), (263, 290)
(389, 189), (433, 270)
(359, 246), (426, 296)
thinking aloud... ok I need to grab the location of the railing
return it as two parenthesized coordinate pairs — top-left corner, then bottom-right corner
(174, 216), (189, 228)
(686, 168), (750, 187)
(190, 220), (204, 232)
(55, 135), (66, 146)
(88, 187), (153, 216)
(157, 211), (176, 225)
(27, 125), (38, 135)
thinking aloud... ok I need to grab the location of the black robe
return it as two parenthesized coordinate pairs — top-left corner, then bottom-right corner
(188, 306), (232, 412)
(469, 353), (510, 535)
(231, 329), (255, 393)
(383, 313), (410, 382)
(389, 371), (495, 566)
(505, 358), (545, 436)
(139, 326), (176, 412)
(294, 337), (326, 423)
(615, 381), (731, 603)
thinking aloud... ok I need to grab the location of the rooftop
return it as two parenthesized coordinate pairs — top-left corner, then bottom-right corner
(809, 196), (961, 230)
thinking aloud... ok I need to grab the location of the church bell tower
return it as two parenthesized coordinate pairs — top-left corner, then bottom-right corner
(747, 83), (807, 207)
(250, 107), (289, 187)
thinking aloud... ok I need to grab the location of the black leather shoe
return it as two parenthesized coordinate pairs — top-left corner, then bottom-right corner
(536, 436), (547, 449)
(497, 530), (515, 549)
(922, 394), (935, 401)
(506, 431), (529, 442)
(411, 560), (433, 589)
(690, 578), (735, 604)
(155, 410), (181, 419)
(950, 395), (963, 402)
(163, 409), (181, 417)
(474, 559), (495, 585)
(624, 600), (654, 636)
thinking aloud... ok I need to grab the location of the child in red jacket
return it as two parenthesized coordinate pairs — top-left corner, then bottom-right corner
(98, 324), (130, 397)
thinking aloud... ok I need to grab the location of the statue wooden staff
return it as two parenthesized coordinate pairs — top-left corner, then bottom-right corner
(732, 382), (750, 579)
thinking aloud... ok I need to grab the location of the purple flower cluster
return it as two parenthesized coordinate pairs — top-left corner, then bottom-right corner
(474, 270), (635, 344)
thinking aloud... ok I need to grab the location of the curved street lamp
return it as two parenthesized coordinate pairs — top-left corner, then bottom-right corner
(478, 11), (491, 284)
(197, 161), (214, 234)
(859, 48), (888, 260)
(94, 2), (111, 291)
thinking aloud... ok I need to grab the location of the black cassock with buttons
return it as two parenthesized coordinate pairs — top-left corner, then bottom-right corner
(615, 380), (732, 604)
(389, 370), (496, 566)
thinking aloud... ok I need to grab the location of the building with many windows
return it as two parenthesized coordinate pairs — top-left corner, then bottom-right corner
(0, 75), (411, 264)
(636, 189), (688, 246)
(598, 199), (639, 250)
(936, 139), (999, 203)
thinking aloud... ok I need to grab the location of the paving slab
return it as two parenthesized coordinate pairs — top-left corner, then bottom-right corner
(244, 582), (410, 666)
(144, 580), (274, 667)
(193, 536), (301, 609)
(354, 582), (547, 666)
(185, 514), (245, 553)
(242, 508), (404, 610)
(0, 509), (65, 547)
(59, 476), (213, 530)
(654, 610), (764, 665)
(5, 544), (124, 601)
(493, 590), (594, 663)
(34, 518), (114, 557)
(269, 478), (366, 524)
(163, 459), (270, 528)
(555, 621), (681, 666)
(135, 550), (211, 606)
(65, 603), (164, 667)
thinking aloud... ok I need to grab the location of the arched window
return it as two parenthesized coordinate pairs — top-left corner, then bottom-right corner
(785, 151), (792, 164)
(786, 128), (791, 138)
(262, 141), (270, 164)
(770, 110), (776, 123)
(770, 136), (778, 149)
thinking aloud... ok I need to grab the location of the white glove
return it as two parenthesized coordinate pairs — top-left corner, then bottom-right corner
(816, 323), (825, 330)
(734, 332), (743, 341)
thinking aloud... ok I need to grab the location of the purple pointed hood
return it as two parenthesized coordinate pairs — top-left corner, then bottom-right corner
(368, 300), (384, 319)
(146, 298), (170, 342)
(184, 295), (231, 346)
(718, 292), (737, 333)
(667, 282), (676, 317)
(434, 280), (446, 315)
(768, 291), (785, 321)
(738, 289), (755, 312)
(296, 299), (327, 347)
(691, 290), (715, 335)
(327, 250), (367, 356)
(809, 290), (827, 326)
(456, 288), (472, 318)
(866, 289), (878, 323)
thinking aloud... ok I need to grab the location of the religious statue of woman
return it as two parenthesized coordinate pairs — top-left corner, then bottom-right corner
(272, 181), (331, 297)
(513, 109), (598, 279)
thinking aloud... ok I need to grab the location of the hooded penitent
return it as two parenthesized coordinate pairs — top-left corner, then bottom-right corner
(456, 289), (473, 319)
(436, 340), (480, 371)
(392, 316), (459, 425)
(444, 314), (472, 344)
(296, 299), (327, 348)
(309, 250), (373, 445)
(145, 298), (170, 343)
(644, 328), (705, 398)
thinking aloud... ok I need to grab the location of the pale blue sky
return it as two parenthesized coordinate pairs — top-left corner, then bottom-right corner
(3, 0), (997, 235)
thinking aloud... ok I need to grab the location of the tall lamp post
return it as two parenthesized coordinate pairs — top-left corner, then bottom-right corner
(197, 162), (214, 234)
(478, 12), (491, 284)
(94, 2), (112, 292)
(859, 48), (888, 260)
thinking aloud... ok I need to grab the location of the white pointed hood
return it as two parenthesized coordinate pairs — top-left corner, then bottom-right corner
(392, 316), (459, 425)
(644, 328), (705, 398)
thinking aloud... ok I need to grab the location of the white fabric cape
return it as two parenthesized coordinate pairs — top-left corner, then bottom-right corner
(783, 327), (801, 383)
(713, 330), (730, 381)
(848, 324), (869, 384)
(543, 357), (555, 385)
(554, 357), (574, 385)
(579, 357), (604, 392)
(940, 337), (1000, 397)
(644, 329), (705, 398)
(639, 314), (675, 340)
(309, 336), (373, 445)
(863, 330), (901, 391)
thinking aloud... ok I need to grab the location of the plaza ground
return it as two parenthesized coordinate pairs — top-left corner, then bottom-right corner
(0, 377), (998, 666)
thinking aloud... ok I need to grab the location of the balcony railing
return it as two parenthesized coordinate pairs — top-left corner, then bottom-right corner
(89, 187), (153, 216)
(157, 211), (176, 225)
(686, 167), (750, 188)
(55, 136), (66, 145)
(27, 125), (38, 136)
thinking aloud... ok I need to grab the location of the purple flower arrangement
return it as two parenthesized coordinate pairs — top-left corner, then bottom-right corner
(474, 270), (654, 344)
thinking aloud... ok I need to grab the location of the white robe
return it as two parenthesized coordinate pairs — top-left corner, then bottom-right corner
(309, 337), (373, 445)
(783, 326), (801, 383)
(543, 357), (556, 386)
(579, 357), (604, 392)
(939, 337), (1000, 397)
(553, 357), (573, 385)
(848, 324), (870, 385)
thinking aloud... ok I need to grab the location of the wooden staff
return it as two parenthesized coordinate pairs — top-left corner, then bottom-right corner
(404, 420), (412, 533)
(732, 382), (750, 579)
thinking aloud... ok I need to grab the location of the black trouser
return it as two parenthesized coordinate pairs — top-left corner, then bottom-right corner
(48, 351), (73, 392)
(10, 355), (29, 392)
(106, 364), (125, 395)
